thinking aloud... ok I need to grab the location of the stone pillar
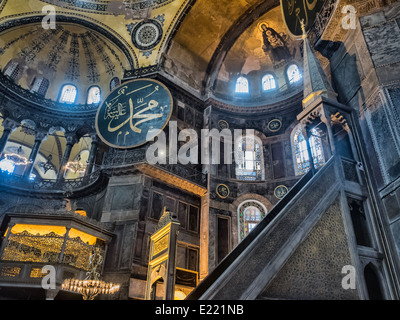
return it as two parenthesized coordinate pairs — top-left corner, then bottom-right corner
(320, 111), (336, 158)
(58, 227), (71, 264)
(199, 192), (210, 281)
(57, 135), (77, 180)
(24, 131), (47, 178)
(0, 119), (18, 156)
(85, 134), (99, 176)
(0, 222), (15, 258)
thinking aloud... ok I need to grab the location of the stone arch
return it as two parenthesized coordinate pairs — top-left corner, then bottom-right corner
(231, 193), (273, 246)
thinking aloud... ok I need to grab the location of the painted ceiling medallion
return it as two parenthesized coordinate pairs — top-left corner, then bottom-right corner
(218, 120), (229, 130)
(96, 78), (173, 149)
(267, 119), (282, 132)
(274, 185), (288, 199)
(216, 184), (230, 199)
(132, 19), (163, 50)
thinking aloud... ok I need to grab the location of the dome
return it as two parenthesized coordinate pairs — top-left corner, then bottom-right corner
(0, 21), (132, 104)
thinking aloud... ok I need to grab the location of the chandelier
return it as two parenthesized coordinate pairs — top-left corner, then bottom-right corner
(61, 248), (120, 300)
(65, 161), (87, 173)
(4, 153), (31, 165)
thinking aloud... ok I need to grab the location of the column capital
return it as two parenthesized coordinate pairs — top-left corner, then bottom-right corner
(2, 118), (19, 132)
(90, 134), (100, 143)
(65, 134), (78, 145)
(34, 131), (48, 142)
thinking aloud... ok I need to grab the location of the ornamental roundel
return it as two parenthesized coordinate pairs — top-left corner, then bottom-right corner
(274, 185), (289, 199)
(131, 19), (163, 50)
(267, 119), (282, 132)
(218, 120), (229, 130)
(216, 184), (230, 199)
(95, 78), (173, 149)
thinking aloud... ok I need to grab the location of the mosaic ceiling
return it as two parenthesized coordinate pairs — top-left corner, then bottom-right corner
(0, 0), (351, 101)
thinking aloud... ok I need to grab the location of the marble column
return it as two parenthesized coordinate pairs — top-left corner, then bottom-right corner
(85, 134), (99, 176)
(24, 131), (48, 178)
(0, 119), (19, 156)
(57, 135), (77, 180)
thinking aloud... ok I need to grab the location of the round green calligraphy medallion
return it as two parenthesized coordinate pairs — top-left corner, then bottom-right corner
(96, 79), (173, 149)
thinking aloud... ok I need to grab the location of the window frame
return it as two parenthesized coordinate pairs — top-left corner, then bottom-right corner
(234, 75), (250, 95)
(261, 73), (277, 92)
(237, 200), (267, 241)
(291, 124), (325, 176)
(58, 84), (78, 104)
(286, 63), (302, 85)
(86, 85), (101, 105)
(31, 76), (50, 96)
(110, 77), (120, 91)
(235, 135), (265, 181)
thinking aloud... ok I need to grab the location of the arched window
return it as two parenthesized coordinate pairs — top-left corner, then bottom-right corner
(87, 86), (101, 104)
(236, 135), (264, 181)
(287, 64), (302, 84)
(31, 77), (50, 96)
(59, 84), (77, 103)
(110, 77), (120, 91)
(235, 76), (249, 94)
(238, 200), (267, 241)
(292, 125), (325, 175)
(262, 74), (276, 91)
(3, 61), (20, 81)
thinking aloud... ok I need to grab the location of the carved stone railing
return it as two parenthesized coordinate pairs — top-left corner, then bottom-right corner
(0, 170), (102, 192)
(103, 148), (207, 187)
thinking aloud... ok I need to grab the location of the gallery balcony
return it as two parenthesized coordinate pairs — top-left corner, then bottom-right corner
(102, 148), (207, 197)
(0, 169), (106, 195)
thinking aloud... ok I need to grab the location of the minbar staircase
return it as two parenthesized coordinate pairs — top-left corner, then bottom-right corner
(188, 155), (368, 300)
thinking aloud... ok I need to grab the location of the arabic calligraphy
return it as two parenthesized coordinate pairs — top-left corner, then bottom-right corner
(96, 79), (173, 149)
(281, 0), (325, 36)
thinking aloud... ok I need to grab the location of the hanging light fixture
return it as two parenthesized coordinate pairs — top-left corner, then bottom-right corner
(61, 248), (120, 300)
(4, 153), (31, 165)
(65, 161), (87, 173)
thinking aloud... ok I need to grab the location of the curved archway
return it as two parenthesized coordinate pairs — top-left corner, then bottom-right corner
(364, 263), (384, 300)
(237, 199), (268, 241)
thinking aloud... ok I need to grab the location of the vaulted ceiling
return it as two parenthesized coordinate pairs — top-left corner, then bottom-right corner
(0, 0), (350, 102)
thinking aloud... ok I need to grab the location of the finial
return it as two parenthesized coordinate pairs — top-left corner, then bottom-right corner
(300, 19), (307, 39)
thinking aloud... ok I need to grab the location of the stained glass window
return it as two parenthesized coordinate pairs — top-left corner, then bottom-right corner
(235, 76), (249, 94)
(262, 74), (276, 91)
(59, 84), (77, 103)
(293, 126), (325, 175)
(287, 64), (302, 84)
(236, 136), (264, 181)
(87, 86), (101, 104)
(238, 201), (266, 241)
